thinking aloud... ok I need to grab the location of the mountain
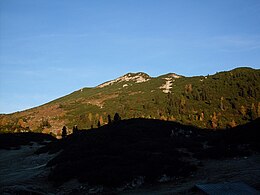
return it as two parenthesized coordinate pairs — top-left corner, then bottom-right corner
(0, 67), (259, 137)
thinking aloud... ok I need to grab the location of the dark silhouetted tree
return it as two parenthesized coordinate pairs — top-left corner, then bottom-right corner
(73, 125), (78, 134)
(114, 113), (121, 122)
(62, 126), (67, 139)
(108, 114), (112, 124)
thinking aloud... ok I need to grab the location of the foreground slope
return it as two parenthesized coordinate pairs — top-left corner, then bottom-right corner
(0, 118), (259, 194)
(36, 118), (260, 190)
(0, 67), (259, 136)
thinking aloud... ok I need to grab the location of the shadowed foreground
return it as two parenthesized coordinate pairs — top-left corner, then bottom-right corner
(1, 118), (260, 194)
(37, 118), (260, 190)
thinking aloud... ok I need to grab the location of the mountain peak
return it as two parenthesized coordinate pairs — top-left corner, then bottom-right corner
(161, 73), (183, 79)
(124, 72), (150, 77)
(97, 72), (150, 88)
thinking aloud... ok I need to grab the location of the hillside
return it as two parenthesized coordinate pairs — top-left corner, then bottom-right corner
(1, 118), (259, 194)
(0, 67), (260, 136)
(36, 118), (260, 191)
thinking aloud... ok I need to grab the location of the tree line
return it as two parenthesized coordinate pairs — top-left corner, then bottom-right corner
(61, 112), (121, 138)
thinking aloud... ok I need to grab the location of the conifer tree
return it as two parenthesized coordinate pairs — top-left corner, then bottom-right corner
(62, 126), (67, 139)
(73, 125), (78, 134)
(108, 115), (112, 124)
(114, 113), (121, 122)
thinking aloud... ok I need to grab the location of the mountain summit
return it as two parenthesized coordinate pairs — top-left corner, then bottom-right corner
(97, 72), (151, 88)
(0, 67), (259, 137)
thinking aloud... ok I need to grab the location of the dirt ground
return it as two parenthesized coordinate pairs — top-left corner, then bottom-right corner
(0, 144), (260, 194)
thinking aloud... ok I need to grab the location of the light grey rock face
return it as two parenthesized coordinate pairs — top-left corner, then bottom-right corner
(97, 72), (150, 88)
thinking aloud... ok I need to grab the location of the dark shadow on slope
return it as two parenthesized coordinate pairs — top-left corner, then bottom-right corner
(193, 118), (260, 159)
(41, 119), (200, 187)
(37, 118), (260, 187)
(0, 132), (56, 150)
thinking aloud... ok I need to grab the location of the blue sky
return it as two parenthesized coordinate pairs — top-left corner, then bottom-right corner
(0, 0), (260, 113)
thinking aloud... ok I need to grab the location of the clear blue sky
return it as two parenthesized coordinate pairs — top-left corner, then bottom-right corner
(0, 0), (260, 113)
